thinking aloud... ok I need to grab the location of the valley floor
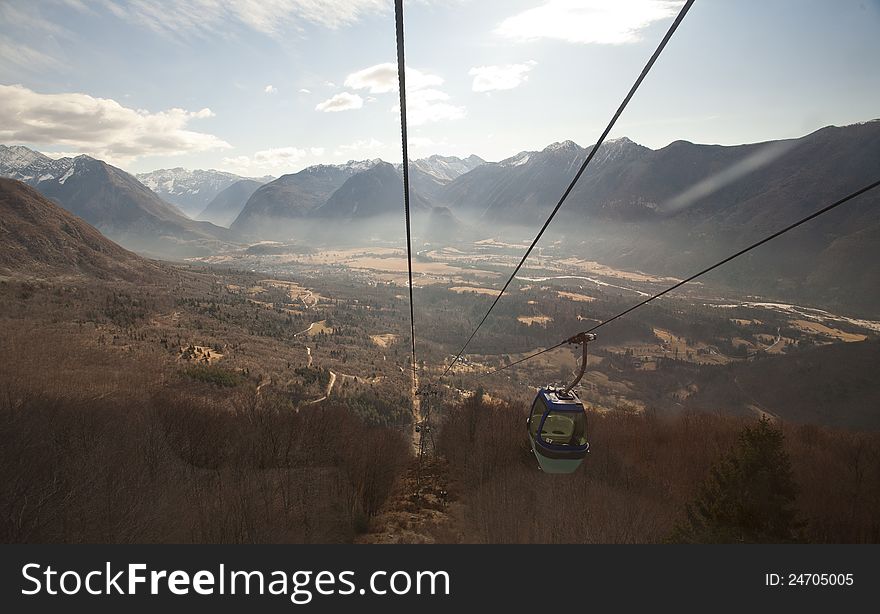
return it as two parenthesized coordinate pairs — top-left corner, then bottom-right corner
(1, 244), (878, 543)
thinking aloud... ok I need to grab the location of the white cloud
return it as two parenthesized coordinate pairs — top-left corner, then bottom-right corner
(344, 63), (443, 94)
(403, 89), (465, 126)
(345, 64), (394, 93)
(345, 63), (396, 93)
(469, 61), (536, 92)
(409, 137), (437, 148)
(496, 0), (684, 45)
(333, 138), (393, 160)
(64, 0), (388, 38)
(222, 146), (310, 172)
(405, 68), (446, 91)
(408, 136), (451, 152)
(298, 88), (312, 94)
(343, 61), (464, 125)
(0, 84), (230, 165)
(264, 84), (277, 94)
(222, 146), (329, 174)
(315, 92), (364, 112)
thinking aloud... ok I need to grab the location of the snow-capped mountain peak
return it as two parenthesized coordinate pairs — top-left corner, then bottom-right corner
(0, 144), (53, 168)
(410, 154), (485, 181)
(543, 139), (581, 153)
(501, 151), (532, 167)
(338, 158), (383, 173)
(0, 144), (78, 184)
(135, 168), (274, 218)
(592, 136), (649, 165)
(137, 168), (243, 195)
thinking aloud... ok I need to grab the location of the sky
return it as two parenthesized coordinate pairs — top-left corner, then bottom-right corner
(0, 0), (878, 176)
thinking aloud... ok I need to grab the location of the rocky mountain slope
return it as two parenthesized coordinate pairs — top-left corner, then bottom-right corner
(0, 178), (157, 280)
(0, 146), (230, 257)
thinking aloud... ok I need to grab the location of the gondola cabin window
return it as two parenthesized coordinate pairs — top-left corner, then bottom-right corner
(540, 410), (586, 447)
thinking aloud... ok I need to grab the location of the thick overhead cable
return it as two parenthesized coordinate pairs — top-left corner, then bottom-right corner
(394, 0), (418, 387)
(480, 178), (880, 377)
(442, 0), (696, 376)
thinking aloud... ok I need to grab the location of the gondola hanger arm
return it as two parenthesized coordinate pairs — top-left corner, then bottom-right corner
(563, 332), (596, 395)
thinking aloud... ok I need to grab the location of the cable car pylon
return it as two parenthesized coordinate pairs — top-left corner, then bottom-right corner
(414, 383), (438, 497)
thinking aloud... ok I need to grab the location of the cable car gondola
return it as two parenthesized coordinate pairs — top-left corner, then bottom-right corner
(526, 333), (595, 473)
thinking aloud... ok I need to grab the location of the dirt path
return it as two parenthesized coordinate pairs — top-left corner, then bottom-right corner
(294, 322), (316, 337)
(303, 370), (337, 406)
(294, 319), (331, 338)
(326, 370), (337, 397)
(355, 458), (464, 544)
(762, 328), (783, 352)
(300, 290), (316, 309)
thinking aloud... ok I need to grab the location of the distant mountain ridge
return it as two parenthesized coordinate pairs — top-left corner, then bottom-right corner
(438, 137), (651, 221)
(229, 160), (379, 237)
(3, 120), (877, 313)
(230, 155), (484, 239)
(434, 121), (880, 315)
(197, 179), (264, 227)
(0, 146), (484, 243)
(136, 167), (273, 218)
(410, 154), (485, 182)
(0, 145), (230, 257)
(316, 162), (432, 218)
(221, 120), (879, 312)
(0, 145), (77, 185)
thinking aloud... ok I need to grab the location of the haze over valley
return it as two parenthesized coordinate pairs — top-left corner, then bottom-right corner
(3, 119), (878, 315)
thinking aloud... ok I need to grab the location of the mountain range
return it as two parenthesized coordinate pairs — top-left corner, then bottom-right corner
(135, 167), (273, 219)
(0, 145), (230, 258)
(439, 137), (649, 222)
(229, 160), (379, 237)
(0, 144), (483, 252)
(229, 155), (482, 239)
(408, 154), (485, 200)
(2, 120), (877, 313)
(197, 179), (265, 227)
(219, 122), (878, 315)
(519, 123), (869, 313)
(316, 161), (432, 217)
(433, 122), (879, 314)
